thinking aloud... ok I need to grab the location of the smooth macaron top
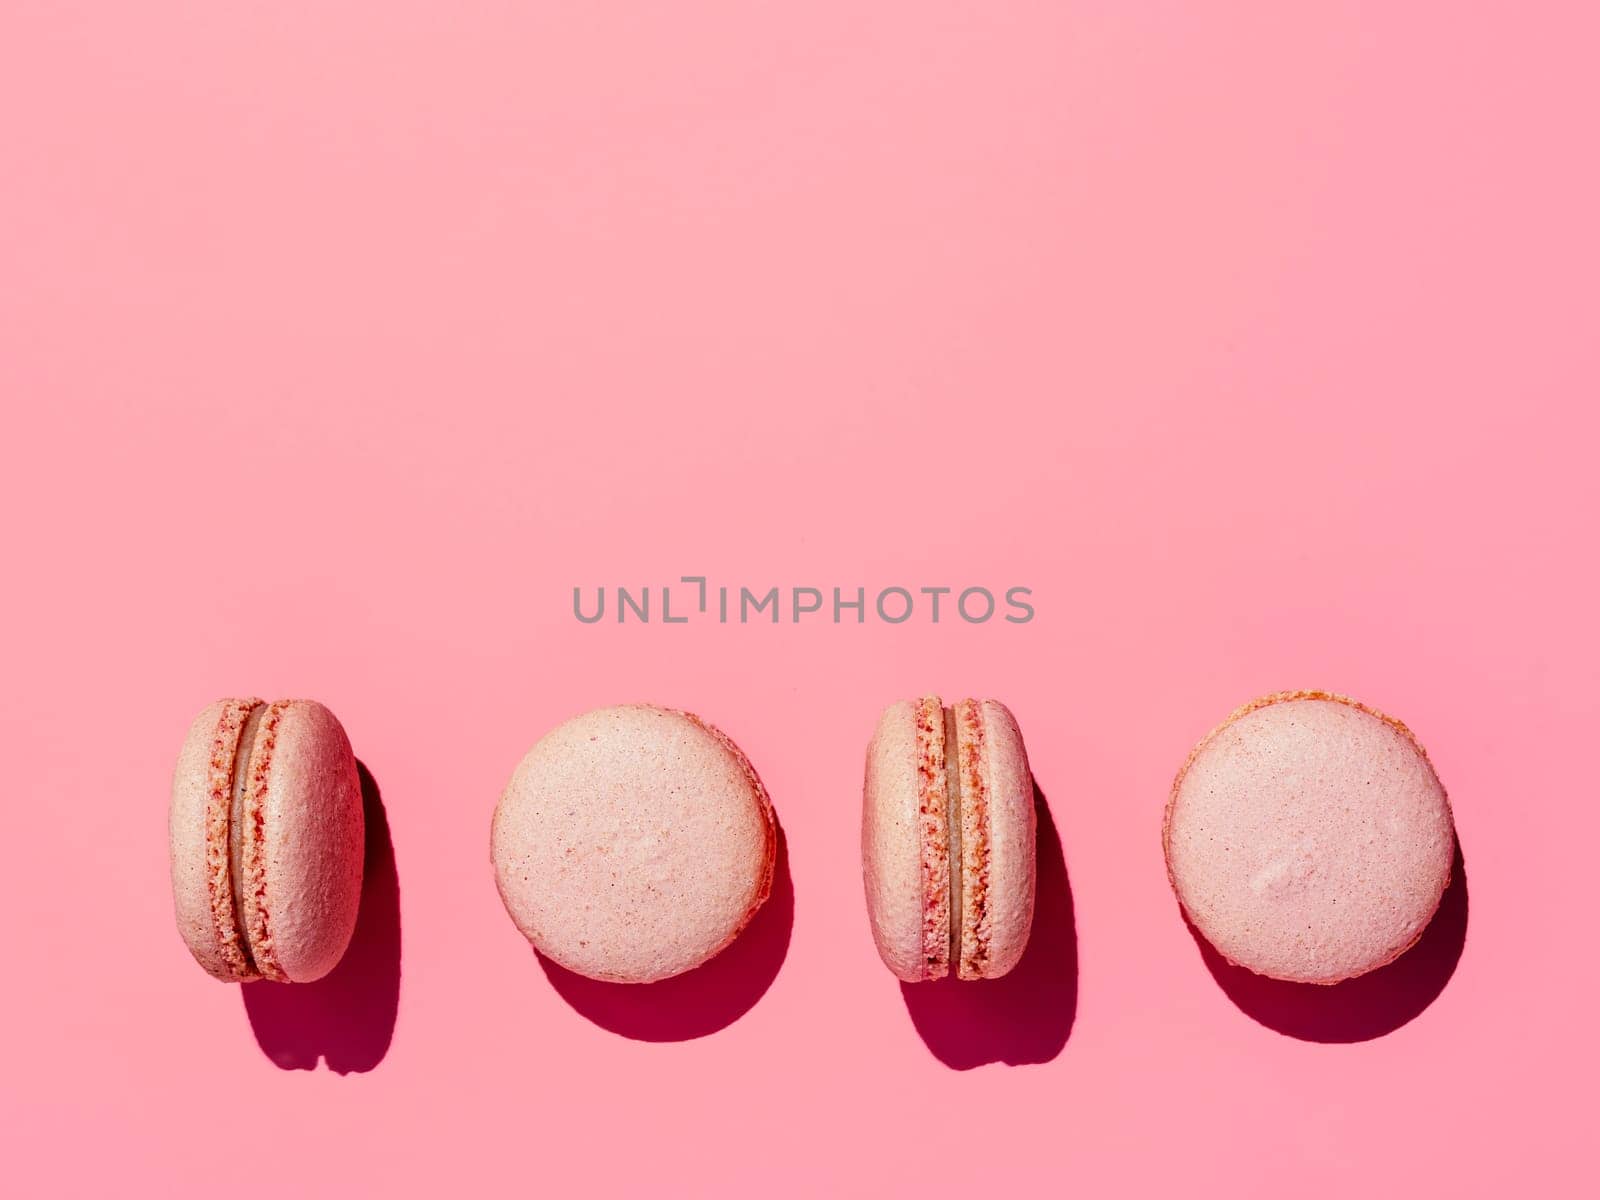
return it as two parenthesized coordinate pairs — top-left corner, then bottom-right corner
(862, 696), (1036, 982)
(1164, 691), (1455, 984)
(169, 698), (364, 983)
(492, 704), (775, 984)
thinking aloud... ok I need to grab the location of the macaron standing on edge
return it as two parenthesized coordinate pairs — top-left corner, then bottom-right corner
(492, 704), (776, 985)
(1164, 690), (1456, 985)
(169, 698), (365, 983)
(862, 696), (1037, 982)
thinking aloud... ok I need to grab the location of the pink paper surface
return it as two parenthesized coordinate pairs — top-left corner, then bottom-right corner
(3, 4), (1596, 1196)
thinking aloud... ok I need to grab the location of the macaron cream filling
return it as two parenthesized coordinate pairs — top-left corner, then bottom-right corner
(954, 700), (991, 980)
(203, 698), (262, 981)
(944, 705), (963, 976)
(226, 702), (268, 979)
(913, 698), (952, 978)
(914, 697), (994, 981)
(236, 701), (290, 981)
(203, 698), (292, 983)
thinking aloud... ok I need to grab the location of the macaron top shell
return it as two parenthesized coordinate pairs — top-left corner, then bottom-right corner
(169, 698), (364, 984)
(968, 699), (1036, 979)
(862, 699), (933, 982)
(171, 698), (258, 981)
(246, 700), (365, 982)
(492, 705), (775, 984)
(1164, 691), (1454, 985)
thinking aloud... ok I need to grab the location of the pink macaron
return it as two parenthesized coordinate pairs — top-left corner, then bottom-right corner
(862, 696), (1036, 982)
(492, 704), (776, 984)
(169, 698), (364, 983)
(1164, 690), (1456, 984)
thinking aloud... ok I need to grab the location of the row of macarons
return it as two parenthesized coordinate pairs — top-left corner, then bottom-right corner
(170, 690), (1456, 993)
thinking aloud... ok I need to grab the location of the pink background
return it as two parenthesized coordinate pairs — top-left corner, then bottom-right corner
(3, 3), (1597, 1196)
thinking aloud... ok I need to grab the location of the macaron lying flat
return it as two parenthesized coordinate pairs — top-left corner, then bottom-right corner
(1164, 691), (1455, 985)
(170, 698), (364, 983)
(492, 704), (776, 984)
(862, 696), (1036, 982)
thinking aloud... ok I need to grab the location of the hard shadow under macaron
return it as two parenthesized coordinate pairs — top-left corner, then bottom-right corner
(901, 783), (1078, 1070)
(537, 818), (794, 1042)
(242, 762), (401, 1072)
(1188, 841), (1468, 1043)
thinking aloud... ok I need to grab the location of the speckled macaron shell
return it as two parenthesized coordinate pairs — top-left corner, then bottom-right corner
(1164, 691), (1455, 985)
(862, 696), (1036, 982)
(862, 699), (933, 982)
(492, 705), (776, 984)
(970, 699), (1036, 979)
(246, 700), (365, 981)
(171, 699), (259, 981)
(169, 698), (364, 984)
